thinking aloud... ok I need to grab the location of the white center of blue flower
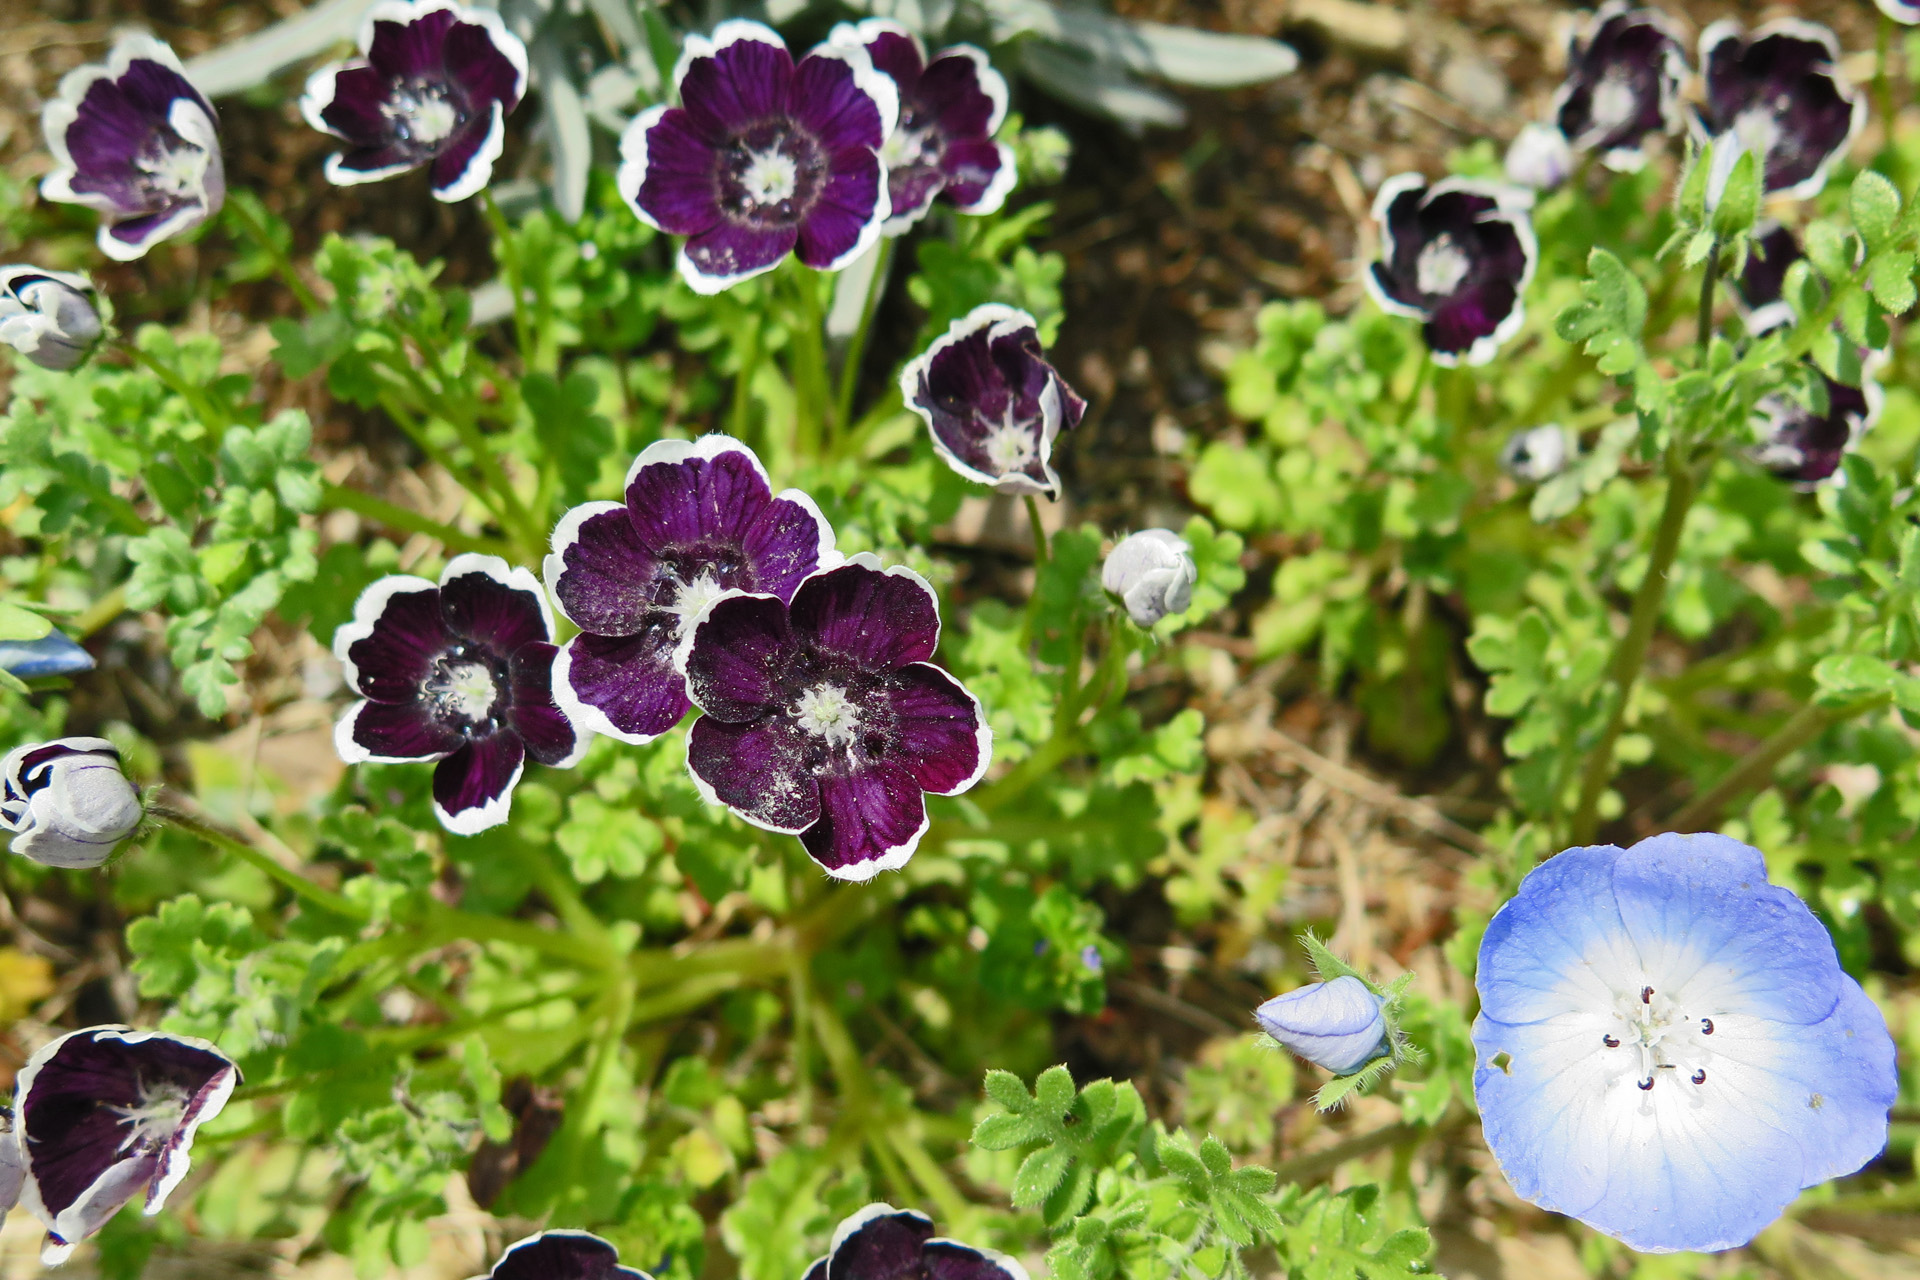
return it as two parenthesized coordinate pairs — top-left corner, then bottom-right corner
(983, 408), (1038, 475)
(1599, 983), (1716, 1096)
(110, 1079), (189, 1154)
(1587, 68), (1640, 135)
(1416, 234), (1471, 296)
(741, 149), (800, 206)
(441, 662), (497, 722)
(794, 684), (859, 748)
(666, 569), (728, 642)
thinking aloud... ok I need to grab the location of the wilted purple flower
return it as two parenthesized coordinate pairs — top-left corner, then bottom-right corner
(1365, 176), (1537, 367)
(333, 554), (585, 834)
(1, 738), (142, 870)
(899, 304), (1087, 499)
(828, 20), (1016, 233)
(479, 1231), (654, 1280)
(1753, 363), (1882, 488)
(618, 21), (898, 294)
(545, 435), (837, 744)
(1552, 3), (1687, 171)
(16, 1027), (238, 1264)
(683, 557), (991, 881)
(40, 36), (224, 262)
(1503, 123), (1573, 190)
(1735, 222), (1805, 335)
(1256, 975), (1389, 1075)
(300, 0), (528, 202)
(0, 268), (101, 371)
(1500, 424), (1573, 483)
(1101, 529), (1196, 628)
(803, 1204), (1030, 1280)
(1695, 19), (1864, 201)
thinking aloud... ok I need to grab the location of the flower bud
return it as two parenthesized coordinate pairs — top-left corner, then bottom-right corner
(1504, 123), (1573, 190)
(0, 267), (101, 371)
(1102, 529), (1197, 628)
(1255, 975), (1388, 1074)
(1500, 424), (1573, 482)
(0, 738), (142, 869)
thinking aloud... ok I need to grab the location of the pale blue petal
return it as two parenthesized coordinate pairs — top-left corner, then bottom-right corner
(1475, 843), (1640, 1025)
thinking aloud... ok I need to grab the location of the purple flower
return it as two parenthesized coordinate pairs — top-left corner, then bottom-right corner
(618, 21), (898, 294)
(1694, 20), (1864, 201)
(1753, 362), (1883, 488)
(1736, 222), (1805, 335)
(300, 0), (528, 202)
(683, 557), (991, 881)
(478, 1231), (654, 1280)
(1, 738), (142, 870)
(828, 20), (1016, 233)
(39, 36), (224, 262)
(544, 435), (838, 744)
(333, 554), (585, 834)
(1365, 176), (1537, 367)
(0, 267), (102, 372)
(15, 1027), (238, 1264)
(899, 304), (1087, 499)
(1551, 3), (1687, 172)
(803, 1204), (1030, 1280)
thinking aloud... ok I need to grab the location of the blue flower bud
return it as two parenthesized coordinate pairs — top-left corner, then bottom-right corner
(1255, 975), (1387, 1074)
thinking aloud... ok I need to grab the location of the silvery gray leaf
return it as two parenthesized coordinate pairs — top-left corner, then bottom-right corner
(587, 63), (648, 133)
(850, 0), (959, 37)
(583, 0), (644, 50)
(533, 39), (593, 222)
(182, 0), (366, 97)
(1018, 42), (1186, 128)
(990, 0), (1295, 87)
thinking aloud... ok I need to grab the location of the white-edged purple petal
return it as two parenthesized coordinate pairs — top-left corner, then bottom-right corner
(1694, 18), (1864, 201)
(1551, 2), (1687, 171)
(16, 1027), (237, 1264)
(1752, 357), (1884, 489)
(1364, 175), (1537, 366)
(1736, 222), (1804, 335)
(790, 554), (942, 670)
(476, 1230), (656, 1280)
(432, 731), (526, 834)
(818, 1204), (1031, 1280)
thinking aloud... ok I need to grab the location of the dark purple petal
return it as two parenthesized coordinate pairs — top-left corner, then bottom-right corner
(885, 163), (945, 225)
(1699, 21), (1859, 196)
(684, 223), (800, 288)
(826, 1206), (935, 1280)
(684, 593), (794, 721)
(1756, 371), (1873, 486)
(338, 578), (451, 703)
(443, 15), (525, 111)
(432, 732), (525, 833)
(790, 561), (939, 671)
(937, 138), (1010, 210)
(902, 307), (1071, 495)
(506, 642), (580, 767)
(791, 52), (888, 154)
(886, 664), (988, 796)
(800, 762), (928, 878)
(1741, 224), (1802, 310)
(687, 714), (821, 834)
(680, 30), (795, 141)
(624, 444), (775, 551)
(860, 29), (926, 91)
(315, 64), (396, 144)
(559, 631), (691, 741)
(365, 6), (460, 79)
(797, 149), (883, 268)
(61, 59), (214, 206)
(922, 1241), (1025, 1280)
(744, 493), (836, 600)
(428, 107), (503, 200)
(551, 502), (663, 636)
(1425, 279), (1519, 359)
(341, 698), (464, 761)
(631, 109), (724, 235)
(488, 1231), (649, 1280)
(1554, 7), (1685, 159)
(439, 557), (550, 654)
(917, 53), (999, 140)
(804, 1260), (828, 1280)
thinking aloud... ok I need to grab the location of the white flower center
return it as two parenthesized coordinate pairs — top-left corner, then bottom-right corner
(1415, 233), (1471, 296)
(1599, 983), (1717, 1098)
(794, 683), (859, 748)
(742, 149), (799, 205)
(666, 569), (729, 642)
(385, 82), (460, 147)
(110, 1080), (189, 1154)
(1587, 68), (1640, 134)
(1731, 105), (1783, 165)
(136, 141), (210, 200)
(881, 125), (936, 170)
(442, 661), (497, 722)
(983, 407), (1038, 475)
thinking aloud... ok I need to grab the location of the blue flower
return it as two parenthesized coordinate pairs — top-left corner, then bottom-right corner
(1473, 832), (1896, 1254)
(1255, 975), (1387, 1075)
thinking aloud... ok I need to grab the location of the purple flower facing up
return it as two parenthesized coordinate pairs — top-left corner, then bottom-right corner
(300, 0), (527, 202)
(1473, 833), (1896, 1253)
(334, 554), (585, 834)
(619, 21), (898, 294)
(1753, 364), (1882, 489)
(40, 36), (224, 262)
(1551, 3), (1687, 172)
(15, 1027), (238, 1264)
(1, 738), (142, 870)
(899, 304), (1088, 499)
(683, 557), (991, 881)
(1736, 222), (1805, 336)
(545, 435), (838, 744)
(1365, 176), (1537, 367)
(828, 20), (1016, 233)
(1695, 20), (1864, 201)
(478, 1231), (654, 1280)
(803, 1204), (1030, 1280)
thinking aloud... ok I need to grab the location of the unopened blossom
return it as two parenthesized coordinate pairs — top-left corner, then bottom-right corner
(1552, 3), (1687, 171)
(1101, 529), (1196, 628)
(0, 738), (142, 869)
(16, 1027), (238, 1264)
(1880, 0), (1920, 25)
(619, 21), (897, 294)
(300, 0), (528, 202)
(899, 304), (1087, 499)
(828, 20), (1016, 232)
(1474, 832), (1895, 1253)
(1695, 20), (1864, 201)
(1503, 123), (1573, 190)
(0, 268), (101, 371)
(1753, 364), (1881, 488)
(1256, 975), (1388, 1075)
(334, 554), (585, 834)
(545, 435), (837, 744)
(1500, 424), (1573, 483)
(479, 1231), (654, 1280)
(40, 36), (224, 261)
(1366, 176), (1537, 367)
(1735, 222), (1805, 335)
(804, 1204), (1030, 1280)
(683, 557), (991, 881)
(0, 630), (94, 680)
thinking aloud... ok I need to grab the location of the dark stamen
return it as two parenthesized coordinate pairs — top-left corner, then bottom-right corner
(1692, 1069), (1706, 1084)
(1701, 1018), (1714, 1035)
(1603, 1035), (1620, 1047)
(1641, 986), (1654, 1004)
(1637, 1077), (1654, 1091)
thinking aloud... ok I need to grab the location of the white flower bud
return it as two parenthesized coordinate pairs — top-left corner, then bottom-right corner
(1500, 424), (1574, 482)
(0, 738), (142, 869)
(0, 267), (102, 371)
(1101, 529), (1197, 628)
(1255, 975), (1388, 1075)
(1504, 123), (1573, 190)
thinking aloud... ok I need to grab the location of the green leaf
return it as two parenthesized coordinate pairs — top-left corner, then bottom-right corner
(982, 1068), (1031, 1113)
(0, 602), (53, 642)
(1034, 1064), (1077, 1118)
(1868, 249), (1917, 315)
(1709, 148), (1760, 241)
(1851, 170), (1902, 251)
(1012, 1143), (1074, 1207)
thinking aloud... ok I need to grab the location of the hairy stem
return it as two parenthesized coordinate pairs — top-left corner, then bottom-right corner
(319, 482), (510, 555)
(1670, 695), (1890, 831)
(223, 194), (321, 314)
(480, 190), (536, 371)
(790, 269), (833, 457)
(1025, 494), (1050, 565)
(151, 793), (367, 921)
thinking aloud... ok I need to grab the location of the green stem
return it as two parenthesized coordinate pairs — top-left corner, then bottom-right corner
(319, 482), (511, 555)
(73, 585), (127, 638)
(123, 342), (227, 430)
(732, 316), (763, 445)
(151, 794), (368, 921)
(480, 190), (537, 370)
(789, 269), (832, 457)
(224, 195), (320, 313)
(1395, 355), (1432, 428)
(1670, 695), (1890, 831)
(833, 239), (894, 430)
(390, 353), (544, 554)
(1877, 14), (1899, 150)
(1024, 494), (1049, 565)
(521, 842), (615, 955)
